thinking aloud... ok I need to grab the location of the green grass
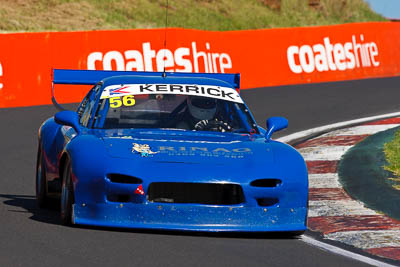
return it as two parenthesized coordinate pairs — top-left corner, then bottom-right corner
(0, 0), (386, 32)
(383, 130), (400, 190)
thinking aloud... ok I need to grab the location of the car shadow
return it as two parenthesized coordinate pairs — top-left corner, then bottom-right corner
(82, 225), (305, 240)
(0, 193), (61, 225)
(0, 193), (304, 240)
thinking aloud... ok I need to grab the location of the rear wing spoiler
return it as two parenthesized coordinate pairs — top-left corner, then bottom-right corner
(52, 69), (241, 110)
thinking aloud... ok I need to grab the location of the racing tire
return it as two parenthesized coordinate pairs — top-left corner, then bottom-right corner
(60, 158), (75, 225)
(36, 148), (48, 208)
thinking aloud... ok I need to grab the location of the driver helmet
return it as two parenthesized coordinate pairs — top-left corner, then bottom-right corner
(187, 96), (217, 120)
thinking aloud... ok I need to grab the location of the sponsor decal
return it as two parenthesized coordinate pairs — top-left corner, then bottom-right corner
(101, 83), (243, 103)
(287, 35), (379, 74)
(0, 62), (3, 89)
(109, 86), (130, 96)
(132, 143), (159, 157)
(158, 146), (252, 158)
(134, 184), (145, 195)
(87, 42), (232, 73)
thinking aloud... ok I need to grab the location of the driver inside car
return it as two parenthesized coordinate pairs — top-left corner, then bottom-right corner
(176, 96), (233, 132)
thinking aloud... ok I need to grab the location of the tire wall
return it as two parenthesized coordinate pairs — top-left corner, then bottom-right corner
(0, 22), (399, 108)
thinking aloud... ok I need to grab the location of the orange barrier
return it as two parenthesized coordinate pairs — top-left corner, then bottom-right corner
(0, 22), (400, 108)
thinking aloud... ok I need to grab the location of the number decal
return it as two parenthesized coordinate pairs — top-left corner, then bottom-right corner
(122, 95), (135, 106)
(109, 95), (135, 108)
(109, 96), (122, 108)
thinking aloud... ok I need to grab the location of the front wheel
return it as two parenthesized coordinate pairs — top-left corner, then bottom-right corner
(36, 148), (48, 208)
(60, 158), (75, 225)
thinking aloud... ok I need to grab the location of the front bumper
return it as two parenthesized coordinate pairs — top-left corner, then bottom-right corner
(73, 203), (307, 232)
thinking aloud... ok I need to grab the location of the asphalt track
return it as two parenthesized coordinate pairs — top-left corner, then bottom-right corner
(1, 76), (400, 267)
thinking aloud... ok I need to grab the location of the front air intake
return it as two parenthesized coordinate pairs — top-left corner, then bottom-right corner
(250, 179), (281, 187)
(257, 198), (279, 207)
(148, 182), (245, 205)
(107, 194), (131, 202)
(107, 174), (143, 184)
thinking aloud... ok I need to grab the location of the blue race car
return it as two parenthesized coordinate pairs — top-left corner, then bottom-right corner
(36, 69), (308, 233)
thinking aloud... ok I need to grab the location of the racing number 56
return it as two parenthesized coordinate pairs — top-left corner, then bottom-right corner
(109, 95), (135, 108)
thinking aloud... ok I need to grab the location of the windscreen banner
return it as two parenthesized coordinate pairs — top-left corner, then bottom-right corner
(0, 22), (399, 107)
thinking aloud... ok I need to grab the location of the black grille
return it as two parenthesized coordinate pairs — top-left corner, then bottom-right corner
(107, 174), (142, 184)
(250, 179), (281, 187)
(107, 194), (131, 202)
(148, 182), (245, 205)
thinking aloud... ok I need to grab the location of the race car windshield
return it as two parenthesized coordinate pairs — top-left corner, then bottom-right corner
(92, 93), (257, 133)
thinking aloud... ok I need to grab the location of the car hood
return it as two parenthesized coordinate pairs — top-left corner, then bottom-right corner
(96, 129), (275, 166)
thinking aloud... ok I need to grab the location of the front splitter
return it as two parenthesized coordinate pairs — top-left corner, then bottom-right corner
(73, 202), (307, 232)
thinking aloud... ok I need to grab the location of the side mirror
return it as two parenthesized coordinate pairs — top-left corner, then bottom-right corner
(54, 111), (81, 134)
(265, 117), (288, 140)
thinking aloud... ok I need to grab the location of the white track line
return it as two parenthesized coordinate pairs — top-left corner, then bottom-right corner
(277, 111), (400, 144)
(297, 146), (352, 161)
(308, 200), (378, 217)
(321, 124), (400, 137)
(301, 235), (398, 267)
(278, 112), (400, 266)
(308, 173), (341, 188)
(325, 230), (400, 250)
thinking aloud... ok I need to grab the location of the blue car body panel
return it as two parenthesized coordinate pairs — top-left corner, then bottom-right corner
(39, 69), (308, 232)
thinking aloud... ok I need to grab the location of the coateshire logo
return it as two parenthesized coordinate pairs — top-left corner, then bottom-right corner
(132, 143), (159, 157)
(287, 34), (379, 74)
(87, 42), (233, 74)
(0, 62), (3, 89)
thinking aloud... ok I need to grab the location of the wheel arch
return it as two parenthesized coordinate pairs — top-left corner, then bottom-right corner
(59, 152), (70, 184)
